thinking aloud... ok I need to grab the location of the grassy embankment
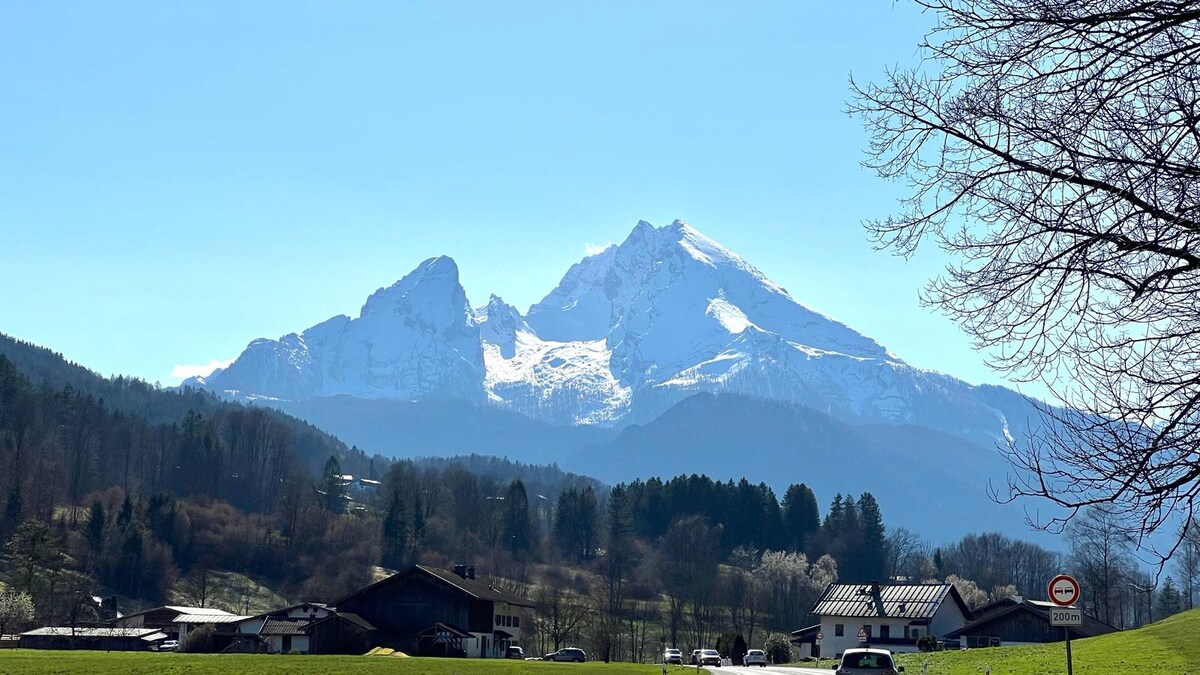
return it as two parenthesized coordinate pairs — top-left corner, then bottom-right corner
(893, 607), (1200, 674)
(0, 652), (702, 675)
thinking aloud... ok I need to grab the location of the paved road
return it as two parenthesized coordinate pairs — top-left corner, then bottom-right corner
(706, 666), (830, 675)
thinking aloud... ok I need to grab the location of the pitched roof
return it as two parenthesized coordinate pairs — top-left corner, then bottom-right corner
(261, 618), (310, 636)
(811, 583), (970, 620)
(946, 599), (1118, 639)
(305, 611), (377, 634)
(173, 613), (251, 624)
(244, 602), (330, 622)
(119, 605), (232, 620)
(337, 565), (534, 608)
(21, 627), (166, 640)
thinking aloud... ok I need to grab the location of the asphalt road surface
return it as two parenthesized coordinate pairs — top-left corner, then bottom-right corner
(706, 666), (830, 675)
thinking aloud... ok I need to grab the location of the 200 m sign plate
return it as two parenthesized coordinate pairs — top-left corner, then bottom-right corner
(1050, 608), (1082, 626)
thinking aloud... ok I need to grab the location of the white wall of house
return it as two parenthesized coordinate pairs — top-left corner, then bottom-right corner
(264, 634), (309, 653)
(491, 601), (523, 656)
(929, 601), (969, 639)
(818, 617), (932, 656)
(817, 601), (969, 656)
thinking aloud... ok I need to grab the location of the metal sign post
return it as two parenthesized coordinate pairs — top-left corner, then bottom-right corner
(1047, 574), (1081, 675)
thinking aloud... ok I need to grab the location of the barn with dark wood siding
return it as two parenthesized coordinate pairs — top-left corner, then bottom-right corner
(946, 597), (1118, 646)
(336, 564), (533, 658)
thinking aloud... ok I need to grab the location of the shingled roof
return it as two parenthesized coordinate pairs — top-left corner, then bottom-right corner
(811, 582), (971, 620)
(336, 564), (534, 608)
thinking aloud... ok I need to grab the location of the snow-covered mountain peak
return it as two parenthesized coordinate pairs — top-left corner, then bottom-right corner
(477, 294), (531, 359)
(360, 255), (464, 320)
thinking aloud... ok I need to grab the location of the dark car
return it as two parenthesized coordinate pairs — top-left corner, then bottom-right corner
(545, 647), (587, 662)
(505, 646), (525, 659)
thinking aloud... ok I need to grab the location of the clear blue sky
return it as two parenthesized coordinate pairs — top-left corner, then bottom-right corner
(0, 2), (1047, 399)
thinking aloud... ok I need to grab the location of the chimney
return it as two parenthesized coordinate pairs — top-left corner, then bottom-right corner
(870, 580), (880, 592)
(467, 566), (476, 580)
(453, 565), (468, 579)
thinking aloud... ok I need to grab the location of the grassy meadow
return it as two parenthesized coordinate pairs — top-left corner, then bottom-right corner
(0, 651), (695, 675)
(893, 607), (1200, 674)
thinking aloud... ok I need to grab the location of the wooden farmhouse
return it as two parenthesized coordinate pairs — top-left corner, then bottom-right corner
(336, 564), (533, 657)
(945, 596), (1118, 647)
(793, 581), (972, 657)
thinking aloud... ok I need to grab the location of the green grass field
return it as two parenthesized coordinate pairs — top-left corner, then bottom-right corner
(0, 651), (703, 675)
(894, 607), (1200, 674)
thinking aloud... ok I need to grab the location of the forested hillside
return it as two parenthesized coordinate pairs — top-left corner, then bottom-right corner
(4, 333), (1150, 665)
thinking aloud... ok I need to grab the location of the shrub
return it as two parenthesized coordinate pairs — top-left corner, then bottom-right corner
(916, 635), (939, 652)
(181, 624), (216, 653)
(764, 633), (793, 664)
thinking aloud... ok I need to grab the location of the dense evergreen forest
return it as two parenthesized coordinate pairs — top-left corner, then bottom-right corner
(2, 332), (1194, 662)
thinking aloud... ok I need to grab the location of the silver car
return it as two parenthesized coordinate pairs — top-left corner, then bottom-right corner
(743, 648), (767, 666)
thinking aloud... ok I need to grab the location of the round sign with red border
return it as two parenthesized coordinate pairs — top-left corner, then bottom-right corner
(1047, 574), (1080, 607)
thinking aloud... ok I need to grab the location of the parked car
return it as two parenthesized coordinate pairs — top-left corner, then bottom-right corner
(690, 649), (702, 664)
(833, 647), (904, 674)
(504, 646), (525, 659)
(155, 639), (179, 652)
(698, 649), (722, 667)
(544, 647), (587, 662)
(663, 648), (683, 664)
(743, 648), (767, 666)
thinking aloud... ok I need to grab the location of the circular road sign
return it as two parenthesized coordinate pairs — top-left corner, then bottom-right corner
(1048, 574), (1080, 607)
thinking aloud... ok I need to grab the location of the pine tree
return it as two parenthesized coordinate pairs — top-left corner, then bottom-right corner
(857, 492), (888, 582)
(781, 483), (820, 552)
(503, 479), (533, 555)
(1156, 576), (1184, 619)
(322, 455), (346, 512)
(87, 501), (106, 560)
(380, 490), (408, 569)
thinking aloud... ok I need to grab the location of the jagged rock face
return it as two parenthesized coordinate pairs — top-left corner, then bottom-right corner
(202, 256), (485, 402)
(192, 221), (1026, 448)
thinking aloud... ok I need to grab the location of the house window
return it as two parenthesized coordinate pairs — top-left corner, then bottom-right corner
(911, 628), (919, 638)
(881, 625), (890, 639)
(513, 616), (520, 628)
(495, 614), (501, 625)
(835, 624), (844, 637)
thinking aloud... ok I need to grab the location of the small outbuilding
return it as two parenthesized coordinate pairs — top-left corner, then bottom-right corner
(19, 627), (167, 651)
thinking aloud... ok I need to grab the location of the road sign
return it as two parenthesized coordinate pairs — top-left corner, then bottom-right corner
(857, 626), (867, 641)
(1050, 607), (1082, 626)
(816, 632), (823, 640)
(1048, 574), (1081, 607)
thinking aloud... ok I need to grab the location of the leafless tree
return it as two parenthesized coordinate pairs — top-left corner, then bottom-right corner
(1067, 508), (1137, 625)
(1174, 518), (1200, 609)
(534, 578), (592, 652)
(851, 0), (1200, 558)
